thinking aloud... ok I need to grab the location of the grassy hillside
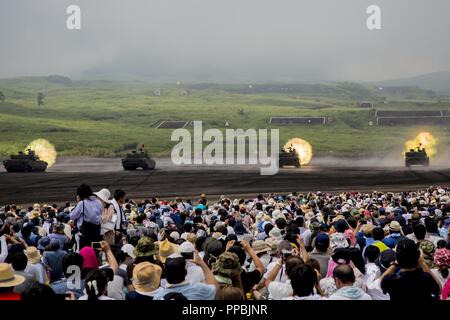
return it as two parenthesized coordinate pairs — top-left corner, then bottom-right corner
(0, 77), (449, 158)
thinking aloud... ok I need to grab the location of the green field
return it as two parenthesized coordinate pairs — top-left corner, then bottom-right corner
(0, 76), (449, 158)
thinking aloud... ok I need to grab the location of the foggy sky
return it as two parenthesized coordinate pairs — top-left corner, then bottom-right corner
(1, 0), (450, 82)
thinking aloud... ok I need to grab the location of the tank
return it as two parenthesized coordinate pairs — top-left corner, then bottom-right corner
(405, 147), (430, 167)
(279, 147), (301, 168)
(122, 150), (156, 170)
(3, 150), (48, 172)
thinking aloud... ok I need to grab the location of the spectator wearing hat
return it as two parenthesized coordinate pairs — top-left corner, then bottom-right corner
(130, 237), (164, 280)
(203, 238), (223, 268)
(179, 241), (205, 283)
(24, 246), (48, 284)
(248, 240), (272, 272)
(42, 239), (67, 283)
(47, 223), (68, 251)
(94, 188), (115, 245)
(158, 238), (179, 263)
(126, 262), (162, 301)
(357, 223), (375, 252)
(431, 248), (450, 287)
(212, 251), (242, 289)
(0, 263), (25, 300)
(309, 233), (330, 279)
(263, 240), (296, 287)
(383, 221), (406, 249)
(227, 239), (264, 295)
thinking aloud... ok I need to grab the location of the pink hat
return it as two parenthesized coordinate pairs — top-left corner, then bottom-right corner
(434, 248), (450, 267)
(80, 246), (99, 269)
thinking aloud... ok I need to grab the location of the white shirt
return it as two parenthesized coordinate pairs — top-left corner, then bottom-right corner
(111, 198), (125, 230)
(25, 262), (47, 284)
(283, 294), (322, 300)
(78, 295), (115, 300)
(0, 236), (7, 263)
(268, 280), (293, 300)
(107, 275), (126, 300)
(364, 263), (380, 285)
(248, 254), (273, 272)
(301, 229), (312, 247)
(328, 286), (372, 300)
(366, 278), (389, 300)
(264, 262), (288, 283)
(431, 268), (450, 287)
(185, 261), (205, 283)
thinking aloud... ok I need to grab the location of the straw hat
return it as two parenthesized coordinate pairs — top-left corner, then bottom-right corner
(252, 240), (271, 255)
(265, 237), (281, 253)
(158, 239), (179, 263)
(132, 262), (162, 292)
(25, 246), (42, 264)
(94, 188), (111, 204)
(0, 263), (25, 288)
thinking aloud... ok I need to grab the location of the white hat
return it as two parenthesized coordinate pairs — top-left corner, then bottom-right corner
(214, 221), (225, 231)
(121, 244), (136, 259)
(179, 241), (195, 254)
(169, 231), (180, 241)
(94, 188), (111, 204)
(268, 227), (282, 240)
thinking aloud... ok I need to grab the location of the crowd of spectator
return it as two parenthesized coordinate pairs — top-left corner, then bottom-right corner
(1, 184), (449, 301)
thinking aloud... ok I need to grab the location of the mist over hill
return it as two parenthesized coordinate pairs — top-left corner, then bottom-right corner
(374, 71), (450, 93)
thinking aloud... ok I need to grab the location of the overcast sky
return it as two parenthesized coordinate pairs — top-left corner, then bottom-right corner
(1, 0), (449, 82)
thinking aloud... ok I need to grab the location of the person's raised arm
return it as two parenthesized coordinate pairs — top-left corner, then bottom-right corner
(193, 250), (218, 289)
(353, 220), (362, 237)
(264, 258), (283, 287)
(419, 249), (442, 292)
(379, 263), (397, 283)
(0, 236), (7, 263)
(241, 240), (264, 275)
(296, 235), (309, 262)
(100, 241), (118, 273)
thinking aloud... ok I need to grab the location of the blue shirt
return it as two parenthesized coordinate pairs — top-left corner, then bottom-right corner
(70, 197), (103, 229)
(48, 233), (68, 249)
(51, 279), (85, 299)
(383, 233), (404, 249)
(154, 282), (216, 300)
